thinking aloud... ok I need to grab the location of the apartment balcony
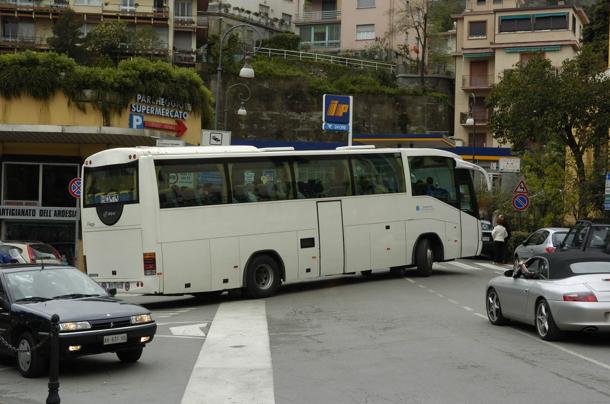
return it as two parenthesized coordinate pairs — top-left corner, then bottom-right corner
(173, 51), (196, 65)
(174, 15), (196, 30)
(462, 75), (493, 90)
(0, 0), (68, 13)
(460, 110), (489, 126)
(196, 14), (209, 28)
(0, 35), (49, 50)
(295, 10), (341, 24)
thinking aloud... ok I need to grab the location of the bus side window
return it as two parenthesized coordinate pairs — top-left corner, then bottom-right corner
(352, 153), (405, 195)
(294, 156), (351, 199)
(408, 156), (458, 208)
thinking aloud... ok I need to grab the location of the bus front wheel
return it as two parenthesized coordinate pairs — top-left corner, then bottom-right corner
(415, 239), (434, 277)
(245, 255), (281, 299)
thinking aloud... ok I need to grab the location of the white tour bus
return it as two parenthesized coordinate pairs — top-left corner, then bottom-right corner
(81, 146), (489, 298)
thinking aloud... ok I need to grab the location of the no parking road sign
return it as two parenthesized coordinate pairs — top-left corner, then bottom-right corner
(512, 193), (529, 211)
(69, 177), (81, 199)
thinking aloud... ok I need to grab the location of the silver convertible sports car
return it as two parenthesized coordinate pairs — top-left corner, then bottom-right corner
(486, 251), (610, 340)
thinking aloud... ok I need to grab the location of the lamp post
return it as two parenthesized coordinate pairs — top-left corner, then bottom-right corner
(465, 92), (476, 163)
(214, 22), (262, 130)
(224, 83), (252, 131)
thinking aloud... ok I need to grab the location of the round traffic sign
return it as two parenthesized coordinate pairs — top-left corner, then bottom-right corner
(512, 193), (529, 211)
(69, 177), (81, 199)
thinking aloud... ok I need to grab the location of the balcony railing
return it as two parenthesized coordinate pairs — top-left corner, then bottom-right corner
(0, 35), (49, 48)
(295, 9), (341, 23)
(173, 51), (196, 65)
(300, 40), (340, 49)
(196, 14), (208, 28)
(460, 110), (489, 125)
(174, 15), (196, 27)
(0, 0), (68, 9)
(462, 75), (494, 89)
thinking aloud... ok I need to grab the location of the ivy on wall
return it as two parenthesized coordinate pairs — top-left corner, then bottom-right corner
(0, 52), (214, 127)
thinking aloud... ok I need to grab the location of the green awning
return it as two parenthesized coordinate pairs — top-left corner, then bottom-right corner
(504, 45), (561, 53)
(534, 12), (568, 18)
(464, 52), (495, 58)
(500, 15), (531, 20)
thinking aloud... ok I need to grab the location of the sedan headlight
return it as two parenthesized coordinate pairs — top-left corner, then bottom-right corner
(131, 314), (152, 324)
(59, 321), (92, 332)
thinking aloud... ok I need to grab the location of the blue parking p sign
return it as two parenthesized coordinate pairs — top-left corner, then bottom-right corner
(130, 114), (144, 129)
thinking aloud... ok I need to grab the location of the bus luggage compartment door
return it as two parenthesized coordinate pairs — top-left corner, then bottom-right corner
(317, 201), (345, 276)
(83, 228), (143, 279)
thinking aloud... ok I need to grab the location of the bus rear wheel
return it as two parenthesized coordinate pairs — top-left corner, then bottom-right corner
(245, 255), (281, 299)
(415, 239), (434, 277)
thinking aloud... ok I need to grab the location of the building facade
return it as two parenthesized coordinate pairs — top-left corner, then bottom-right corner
(453, 0), (588, 154)
(295, 0), (411, 53)
(0, 0), (209, 66)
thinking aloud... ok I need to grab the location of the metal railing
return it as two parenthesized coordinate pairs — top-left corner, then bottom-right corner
(462, 75), (494, 89)
(0, 0), (67, 8)
(174, 15), (196, 26)
(254, 47), (396, 73)
(0, 35), (49, 48)
(295, 9), (341, 23)
(173, 51), (196, 64)
(460, 110), (490, 125)
(196, 15), (209, 27)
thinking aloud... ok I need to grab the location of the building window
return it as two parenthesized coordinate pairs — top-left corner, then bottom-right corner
(493, 0), (502, 3)
(121, 0), (135, 11)
(3, 164), (39, 204)
(499, 16), (532, 33)
(572, 15), (576, 33)
(477, 0), (486, 4)
(468, 21), (486, 38)
(300, 24), (340, 47)
(533, 14), (568, 31)
(175, 0), (192, 17)
(357, 0), (375, 8)
(42, 165), (79, 207)
(282, 13), (292, 25)
(74, 0), (102, 5)
(520, 52), (544, 66)
(2, 163), (78, 207)
(356, 24), (375, 41)
(259, 4), (270, 16)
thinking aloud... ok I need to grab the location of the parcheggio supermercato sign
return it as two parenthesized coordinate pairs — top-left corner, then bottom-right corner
(130, 94), (192, 120)
(0, 206), (80, 221)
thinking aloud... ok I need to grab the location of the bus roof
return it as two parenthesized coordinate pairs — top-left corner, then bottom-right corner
(84, 146), (462, 167)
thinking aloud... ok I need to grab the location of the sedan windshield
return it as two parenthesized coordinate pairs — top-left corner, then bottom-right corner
(5, 268), (107, 302)
(570, 261), (610, 274)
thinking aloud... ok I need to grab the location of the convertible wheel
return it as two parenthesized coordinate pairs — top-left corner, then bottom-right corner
(486, 288), (507, 325)
(536, 299), (563, 341)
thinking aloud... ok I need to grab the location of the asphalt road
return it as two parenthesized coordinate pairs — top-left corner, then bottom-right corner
(3, 259), (610, 404)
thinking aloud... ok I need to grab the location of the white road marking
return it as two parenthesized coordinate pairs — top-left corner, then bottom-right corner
(155, 334), (205, 340)
(418, 284), (426, 289)
(449, 261), (481, 271)
(474, 313), (487, 320)
(181, 300), (275, 404)
(463, 306), (474, 312)
(436, 293), (445, 298)
(434, 263), (449, 270)
(448, 299), (459, 305)
(405, 278), (416, 284)
(170, 323), (208, 337)
(157, 321), (213, 326)
(477, 263), (507, 272)
(514, 329), (610, 371)
(428, 289), (436, 293)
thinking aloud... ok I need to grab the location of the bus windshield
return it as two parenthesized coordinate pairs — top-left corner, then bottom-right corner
(83, 161), (139, 207)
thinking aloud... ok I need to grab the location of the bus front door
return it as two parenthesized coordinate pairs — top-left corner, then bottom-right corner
(317, 201), (345, 276)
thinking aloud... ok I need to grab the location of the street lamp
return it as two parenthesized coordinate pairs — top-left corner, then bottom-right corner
(214, 22), (262, 130)
(224, 83), (252, 130)
(465, 92), (476, 162)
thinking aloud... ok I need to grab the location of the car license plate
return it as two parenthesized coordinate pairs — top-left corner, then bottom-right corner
(483, 236), (491, 241)
(103, 334), (127, 345)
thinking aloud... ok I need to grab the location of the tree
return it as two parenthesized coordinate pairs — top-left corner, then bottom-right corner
(85, 20), (130, 64)
(582, 0), (609, 64)
(488, 47), (610, 218)
(394, 0), (465, 87)
(47, 9), (85, 62)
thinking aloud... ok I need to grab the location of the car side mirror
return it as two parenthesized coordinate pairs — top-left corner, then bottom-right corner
(108, 288), (117, 297)
(504, 269), (514, 277)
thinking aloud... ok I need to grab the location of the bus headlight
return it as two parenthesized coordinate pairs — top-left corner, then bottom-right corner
(59, 321), (91, 332)
(131, 314), (152, 324)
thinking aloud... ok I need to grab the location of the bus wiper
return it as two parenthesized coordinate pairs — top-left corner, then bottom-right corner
(15, 296), (52, 302)
(52, 293), (101, 299)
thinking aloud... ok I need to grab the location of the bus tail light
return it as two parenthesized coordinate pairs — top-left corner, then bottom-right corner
(143, 253), (156, 276)
(27, 245), (35, 262)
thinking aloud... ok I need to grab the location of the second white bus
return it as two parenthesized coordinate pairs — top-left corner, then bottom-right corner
(82, 146), (489, 298)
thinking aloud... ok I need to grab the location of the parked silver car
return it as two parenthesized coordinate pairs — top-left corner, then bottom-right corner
(486, 251), (610, 340)
(513, 227), (569, 267)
